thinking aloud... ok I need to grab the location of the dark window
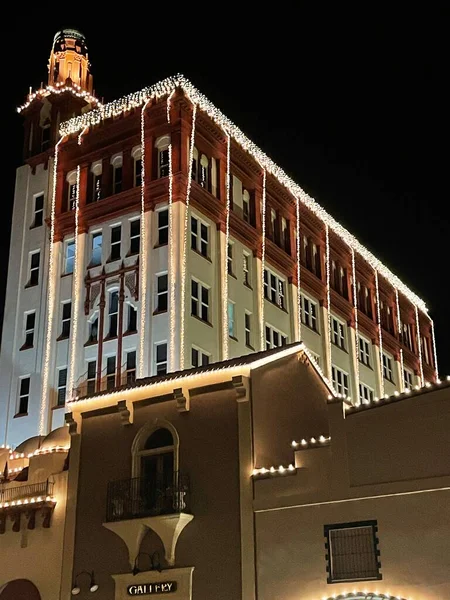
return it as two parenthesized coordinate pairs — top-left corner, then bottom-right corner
(158, 210), (169, 246)
(24, 312), (35, 347)
(29, 252), (40, 286)
(110, 225), (121, 261)
(87, 361), (96, 395)
(65, 241), (75, 274)
(57, 368), (67, 406)
(324, 521), (381, 583)
(41, 126), (51, 151)
(88, 317), (98, 343)
(106, 355), (116, 390)
(127, 305), (137, 333)
(159, 149), (169, 178)
(245, 312), (252, 347)
(108, 292), (119, 338)
(91, 232), (102, 266)
(145, 428), (173, 450)
(113, 166), (123, 194)
(191, 347), (210, 368)
(134, 158), (142, 187)
(156, 274), (168, 312)
(33, 194), (44, 228)
(130, 219), (140, 254)
(155, 343), (167, 375)
(92, 173), (102, 202)
(61, 302), (72, 338)
(126, 351), (136, 384)
(18, 377), (30, 414)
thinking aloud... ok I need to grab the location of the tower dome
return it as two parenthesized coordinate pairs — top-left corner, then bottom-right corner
(48, 27), (93, 93)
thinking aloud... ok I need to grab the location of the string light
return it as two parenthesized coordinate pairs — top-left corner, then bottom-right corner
(325, 225), (332, 381)
(180, 104), (197, 370)
(222, 132), (231, 359)
(395, 289), (405, 392)
(295, 196), (302, 341)
(316, 593), (409, 600)
(415, 305), (424, 387)
(0, 496), (56, 510)
(252, 464), (296, 477)
(291, 435), (331, 448)
(430, 318), (439, 382)
(374, 270), (385, 398)
(39, 138), (63, 435)
(260, 169), (267, 351)
(167, 91), (176, 371)
(351, 249), (360, 405)
(17, 83), (101, 113)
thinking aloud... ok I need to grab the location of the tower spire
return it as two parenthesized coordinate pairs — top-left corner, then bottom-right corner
(48, 28), (93, 93)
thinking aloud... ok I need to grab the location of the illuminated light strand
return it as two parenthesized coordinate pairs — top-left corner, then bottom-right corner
(138, 98), (151, 378)
(317, 593), (410, 600)
(430, 318), (439, 381)
(167, 91), (176, 371)
(374, 270), (385, 398)
(180, 104), (197, 370)
(325, 225), (332, 381)
(1, 466), (24, 476)
(0, 496), (56, 510)
(351, 249), (361, 405)
(415, 305), (424, 387)
(295, 196), (302, 341)
(40, 138), (63, 435)
(33, 445), (70, 455)
(291, 435), (331, 448)
(222, 132), (231, 359)
(59, 75), (428, 316)
(166, 89), (175, 124)
(260, 169), (267, 351)
(395, 289), (405, 392)
(17, 82), (101, 113)
(252, 464), (296, 477)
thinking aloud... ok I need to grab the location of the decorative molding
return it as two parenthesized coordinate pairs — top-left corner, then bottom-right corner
(174, 388), (189, 413)
(117, 400), (132, 425)
(232, 375), (249, 402)
(65, 412), (78, 436)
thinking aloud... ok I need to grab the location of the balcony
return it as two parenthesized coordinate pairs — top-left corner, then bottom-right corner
(0, 480), (56, 533)
(103, 473), (193, 568)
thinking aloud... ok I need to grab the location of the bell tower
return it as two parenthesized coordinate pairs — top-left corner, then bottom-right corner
(48, 28), (93, 93)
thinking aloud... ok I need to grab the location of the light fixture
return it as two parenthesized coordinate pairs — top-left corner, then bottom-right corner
(132, 551), (162, 576)
(71, 571), (98, 595)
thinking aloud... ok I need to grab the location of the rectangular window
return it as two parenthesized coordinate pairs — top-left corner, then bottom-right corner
(134, 158), (142, 187)
(422, 335), (431, 365)
(126, 350), (136, 384)
(113, 165), (123, 194)
(110, 225), (121, 261)
(92, 173), (102, 202)
(61, 302), (72, 339)
(57, 368), (67, 406)
(403, 368), (414, 390)
(227, 243), (234, 275)
(155, 343), (168, 375)
(64, 240), (75, 274)
(401, 322), (414, 352)
(324, 521), (381, 583)
(157, 209), (169, 246)
(28, 251), (40, 286)
(106, 356), (116, 390)
(91, 232), (102, 267)
(87, 361), (96, 395)
(331, 316), (346, 350)
(88, 317), (98, 343)
(359, 337), (371, 366)
(359, 382), (374, 404)
(108, 291), (119, 338)
(191, 216), (209, 258)
(130, 219), (140, 255)
(263, 269), (286, 310)
(245, 311), (252, 348)
(159, 148), (169, 178)
(301, 295), (318, 331)
(243, 252), (251, 287)
(191, 347), (210, 368)
(32, 194), (44, 228)
(23, 312), (36, 348)
(17, 377), (30, 415)
(156, 273), (168, 313)
(382, 353), (394, 383)
(228, 301), (235, 338)
(265, 324), (288, 350)
(332, 365), (349, 397)
(242, 190), (250, 223)
(127, 305), (137, 333)
(191, 279), (209, 323)
(68, 182), (77, 211)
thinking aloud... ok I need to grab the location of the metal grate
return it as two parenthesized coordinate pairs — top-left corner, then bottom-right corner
(328, 524), (380, 582)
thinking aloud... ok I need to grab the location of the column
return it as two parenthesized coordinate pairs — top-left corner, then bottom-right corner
(372, 338), (383, 399)
(347, 324), (359, 405)
(320, 302), (332, 381)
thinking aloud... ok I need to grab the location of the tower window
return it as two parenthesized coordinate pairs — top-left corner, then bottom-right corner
(28, 251), (40, 287)
(22, 311), (36, 349)
(191, 279), (209, 323)
(332, 365), (349, 397)
(127, 305), (137, 333)
(126, 350), (137, 384)
(157, 209), (169, 246)
(90, 232), (102, 266)
(129, 218), (140, 255)
(155, 135), (171, 179)
(88, 316), (98, 344)
(110, 225), (121, 261)
(64, 240), (75, 274)
(192, 346), (210, 368)
(32, 194), (44, 228)
(86, 360), (97, 395)
(156, 274), (168, 313)
(106, 356), (116, 390)
(60, 302), (72, 339)
(17, 377), (30, 415)
(57, 368), (67, 406)
(155, 343), (168, 375)
(41, 126), (51, 151)
(108, 291), (119, 338)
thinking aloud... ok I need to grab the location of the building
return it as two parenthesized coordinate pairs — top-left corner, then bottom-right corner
(0, 28), (440, 448)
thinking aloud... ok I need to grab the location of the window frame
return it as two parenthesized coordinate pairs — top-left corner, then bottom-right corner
(191, 278), (210, 323)
(125, 350), (137, 384)
(331, 315), (346, 350)
(190, 214), (209, 259)
(228, 300), (236, 339)
(108, 290), (119, 338)
(28, 250), (40, 287)
(403, 367), (414, 390)
(106, 354), (116, 390)
(56, 367), (67, 407)
(32, 193), (44, 228)
(90, 231), (103, 267)
(358, 335), (371, 367)
(265, 323), (288, 350)
(64, 239), (75, 275)
(359, 382), (374, 404)
(382, 352), (395, 383)
(156, 208), (169, 246)
(60, 301), (72, 339)
(245, 311), (252, 348)
(110, 224), (122, 262)
(332, 365), (350, 397)
(263, 268), (286, 310)
(22, 311), (36, 349)
(191, 345), (211, 368)
(155, 272), (168, 313)
(243, 251), (251, 287)
(154, 342), (168, 376)
(86, 360), (97, 395)
(301, 294), (318, 332)
(129, 218), (140, 255)
(17, 376), (31, 416)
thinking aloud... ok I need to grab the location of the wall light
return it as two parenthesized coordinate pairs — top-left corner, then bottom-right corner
(71, 571), (99, 595)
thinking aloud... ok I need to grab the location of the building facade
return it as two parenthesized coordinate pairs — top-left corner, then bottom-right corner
(0, 29), (440, 447)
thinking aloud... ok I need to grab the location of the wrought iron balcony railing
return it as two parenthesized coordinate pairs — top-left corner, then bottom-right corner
(106, 473), (190, 523)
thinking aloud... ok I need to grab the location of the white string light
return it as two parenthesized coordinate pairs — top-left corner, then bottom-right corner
(0, 496), (56, 509)
(415, 305), (424, 387)
(430, 318), (439, 382)
(325, 225), (332, 381)
(252, 464), (296, 477)
(180, 104), (197, 370)
(315, 593), (410, 600)
(295, 196), (302, 341)
(17, 82), (101, 113)
(167, 91), (176, 372)
(374, 270), (385, 398)
(351, 249), (361, 405)
(291, 435), (331, 448)
(39, 138), (63, 435)
(395, 288), (405, 392)
(260, 169), (267, 351)
(222, 132), (231, 360)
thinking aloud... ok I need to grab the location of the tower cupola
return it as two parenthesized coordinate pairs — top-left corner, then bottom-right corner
(48, 28), (93, 93)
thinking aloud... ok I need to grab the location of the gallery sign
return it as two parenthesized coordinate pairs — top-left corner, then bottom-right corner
(127, 582), (177, 596)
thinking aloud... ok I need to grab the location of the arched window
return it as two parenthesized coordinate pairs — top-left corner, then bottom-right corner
(132, 421), (179, 481)
(199, 154), (209, 189)
(132, 146), (142, 187)
(154, 135), (170, 178)
(111, 154), (123, 194)
(66, 170), (77, 211)
(89, 160), (102, 203)
(192, 146), (199, 182)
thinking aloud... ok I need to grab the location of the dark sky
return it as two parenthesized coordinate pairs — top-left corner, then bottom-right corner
(2, 11), (449, 374)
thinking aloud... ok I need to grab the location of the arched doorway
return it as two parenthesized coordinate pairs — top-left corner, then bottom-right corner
(139, 428), (175, 514)
(0, 579), (41, 600)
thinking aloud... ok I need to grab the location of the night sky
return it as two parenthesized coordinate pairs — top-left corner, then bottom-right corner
(2, 13), (449, 374)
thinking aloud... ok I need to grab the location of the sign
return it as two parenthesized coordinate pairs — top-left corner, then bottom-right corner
(127, 582), (177, 596)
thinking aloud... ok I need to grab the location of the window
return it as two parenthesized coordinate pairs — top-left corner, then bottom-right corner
(382, 353), (394, 383)
(61, 302), (72, 339)
(155, 343), (168, 375)
(17, 377), (30, 415)
(227, 242), (234, 275)
(126, 351), (136, 384)
(265, 325), (287, 350)
(28, 251), (40, 286)
(155, 136), (171, 178)
(156, 273), (168, 313)
(359, 383), (374, 404)
(245, 311), (252, 348)
(403, 368), (414, 390)
(324, 521), (381, 583)
(400, 322), (414, 352)
(199, 154), (209, 189)
(32, 194), (44, 228)
(263, 269), (286, 310)
(108, 291), (119, 338)
(23, 312), (35, 348)
(86, 361), (96, 395)
(68, 181), (77, 211)
(91, 232), (102, 266)
(41, 126), (51, 151)
(134, 156), (142, 187)
(243, 252), (251, 287)
(228, 301), (236, 338)
(191, 347), (210, 368)
(113, 163), (123, 194)
(157, 209), (169, 246)
(332, 365), (349, 397)
(88, 316), (98, 343)
(127, 305), (137, 333)
(92, 172), (102, 202)
(301, 295), (318, 331)
(242, 189), (250, 223)
(302, 235), (322, 279)
(331, 316), (346, 350)
(106, 356), (116, 390)
(269, 208), (277, 241)
(57, 368), (67, 406)
(135, 427), (175, 495)
(359, 337), (371, 366)
(130, 219), (140, 254)
(110, 225), (121, 261)
(281, 217), (290, 252)
(422, 335), (431, 365)
(64, 240), (75, 274)
(191, 279), (209, 323)
(191, 216), (209, 258)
